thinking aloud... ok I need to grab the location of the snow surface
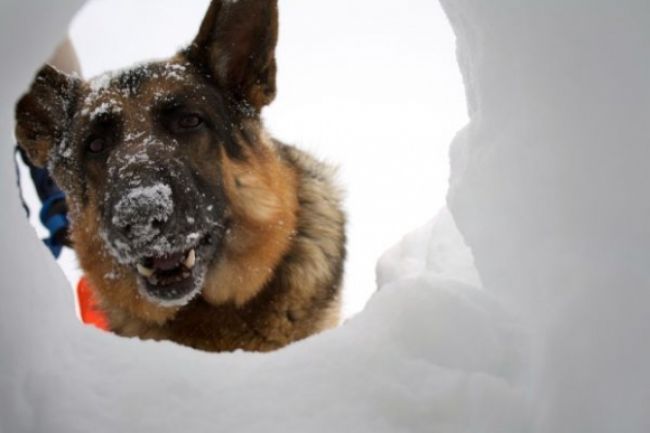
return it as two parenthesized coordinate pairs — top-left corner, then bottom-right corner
(442, 0), (650, 430)
(2, 0), (649, 432)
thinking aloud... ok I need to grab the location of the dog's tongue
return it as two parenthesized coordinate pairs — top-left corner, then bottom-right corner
(151, 252), (185, 271)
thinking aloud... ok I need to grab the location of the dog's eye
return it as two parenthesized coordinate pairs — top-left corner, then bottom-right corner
(87, 137), (107, 153)
(176, 114), (203, 130)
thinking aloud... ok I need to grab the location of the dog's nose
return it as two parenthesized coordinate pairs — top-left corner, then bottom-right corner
(111, 183), (175, 244)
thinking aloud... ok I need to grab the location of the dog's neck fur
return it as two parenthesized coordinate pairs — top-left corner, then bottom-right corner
(102, 143), (345, 352)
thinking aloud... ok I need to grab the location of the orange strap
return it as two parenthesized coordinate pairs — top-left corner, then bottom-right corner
(77, 277), (109, 331)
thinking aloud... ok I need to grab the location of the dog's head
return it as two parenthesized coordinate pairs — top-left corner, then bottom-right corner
(16, 0), (298, 322)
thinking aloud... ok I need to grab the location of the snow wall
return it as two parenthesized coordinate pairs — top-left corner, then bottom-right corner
(441, 1), (650, 431)
(1, 1), (648, 432)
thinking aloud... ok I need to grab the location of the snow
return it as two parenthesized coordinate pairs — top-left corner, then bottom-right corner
(108, 183), (174, 261)
(2, 0), (649, 432)
(88, 71), (115, 93)
(81, 100), (123, 118)
(440, 0), (650, 430)
(159, 62), (187, 81)
(84, 62), (190, 111)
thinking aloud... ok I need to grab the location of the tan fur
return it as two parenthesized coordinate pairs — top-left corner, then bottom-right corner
(91, 144), (345, 351)
(70, 142), (345, 352)
(46, 72), (346, 351)
(203, 133), (299, 307)
(72, 194), (180, 325)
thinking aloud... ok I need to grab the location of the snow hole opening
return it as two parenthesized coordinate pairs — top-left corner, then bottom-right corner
(14, 0), (468, 351)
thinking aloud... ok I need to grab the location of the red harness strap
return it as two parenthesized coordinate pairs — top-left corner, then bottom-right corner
(76, 277), (109, 331)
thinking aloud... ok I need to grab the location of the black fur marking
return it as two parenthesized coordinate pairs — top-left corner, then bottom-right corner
(116, 66), (150, 96)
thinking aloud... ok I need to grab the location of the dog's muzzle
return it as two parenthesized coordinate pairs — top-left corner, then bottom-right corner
(102, 180), (217, 307)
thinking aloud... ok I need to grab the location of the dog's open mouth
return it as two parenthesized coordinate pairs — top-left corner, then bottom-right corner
(134, 247), (203, 306)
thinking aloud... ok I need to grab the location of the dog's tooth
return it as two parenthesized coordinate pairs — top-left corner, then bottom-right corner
(184, 249), (196, 269)
(137, 263), (155, 278)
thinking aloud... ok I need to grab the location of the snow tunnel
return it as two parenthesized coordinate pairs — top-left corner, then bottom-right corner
(1, 0), (649, 432)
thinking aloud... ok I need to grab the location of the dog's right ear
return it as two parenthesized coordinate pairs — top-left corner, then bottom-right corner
(185, 0), (279, 112)
(15, 65), (80, 168)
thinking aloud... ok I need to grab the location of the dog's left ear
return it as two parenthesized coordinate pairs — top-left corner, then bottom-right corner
(15, 65), (80, 167)
(186, 0), (279, 112)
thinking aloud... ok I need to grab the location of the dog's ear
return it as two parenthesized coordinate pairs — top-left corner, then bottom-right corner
(186, 0), (279, 112)
(15, 65), (80, 167)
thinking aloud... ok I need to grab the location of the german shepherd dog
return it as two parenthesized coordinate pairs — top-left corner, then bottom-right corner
(15, 0), (345, 352)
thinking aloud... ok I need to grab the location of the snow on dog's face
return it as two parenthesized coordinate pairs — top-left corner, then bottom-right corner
(67, 60), (233, 308)
(15, 0), (298, 324)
